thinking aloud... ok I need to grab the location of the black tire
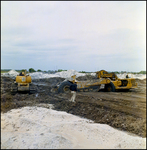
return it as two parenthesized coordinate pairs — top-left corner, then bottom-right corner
(58, 81), (72, 93)
(105, 82), (115, 92)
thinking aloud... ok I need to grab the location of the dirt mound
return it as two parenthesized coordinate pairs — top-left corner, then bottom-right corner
(1, 76), (14, 82)
(135, 78), (146, 85)
(33, 77), (65, 84)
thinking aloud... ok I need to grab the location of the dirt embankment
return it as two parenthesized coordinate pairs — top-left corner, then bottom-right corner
(1, 76), (146, 137)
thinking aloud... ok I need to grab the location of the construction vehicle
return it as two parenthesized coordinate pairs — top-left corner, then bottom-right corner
(95, 70), (137, 92)
(11, 70), (36, 94)
(51, 70), (137, 93)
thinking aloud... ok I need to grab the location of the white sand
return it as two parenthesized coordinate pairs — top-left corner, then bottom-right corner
(1, 106), (146, 149)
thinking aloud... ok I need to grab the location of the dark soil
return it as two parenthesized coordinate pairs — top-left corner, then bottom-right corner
(1, 76), (146, 138)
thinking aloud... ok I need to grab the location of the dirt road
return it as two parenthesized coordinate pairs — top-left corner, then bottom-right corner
(1, 76), (146, 137)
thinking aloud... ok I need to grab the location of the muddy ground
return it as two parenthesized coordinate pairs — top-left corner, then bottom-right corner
(1, 76), (146, 138)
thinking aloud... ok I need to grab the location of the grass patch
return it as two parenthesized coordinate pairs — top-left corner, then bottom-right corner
(1, 70), (10, 73)
(1, 70), (22, 74)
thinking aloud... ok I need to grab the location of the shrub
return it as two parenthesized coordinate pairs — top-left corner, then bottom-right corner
(29, 68), (36, 73)
(37, 69), (42, 72)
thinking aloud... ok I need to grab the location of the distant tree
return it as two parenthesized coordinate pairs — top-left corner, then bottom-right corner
(138, 71), (146, 74)
(121, 71), (126, 74)
(21, 69), (26, 72)
(48, 70), (52, 73)
(79, 71), (86, 73)
(58, 69), (63, 72)
(114, 71), (119, 74)
(57, 69), (67, 72)
(37, 69), (42, 72)
(29, 68), (36, 73)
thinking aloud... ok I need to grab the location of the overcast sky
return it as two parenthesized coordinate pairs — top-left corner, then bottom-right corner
(1, 1), (146, 72)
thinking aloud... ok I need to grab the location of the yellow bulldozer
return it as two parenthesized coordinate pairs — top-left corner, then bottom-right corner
(11, 70), (36, 94)
(51, 70), (137, 93)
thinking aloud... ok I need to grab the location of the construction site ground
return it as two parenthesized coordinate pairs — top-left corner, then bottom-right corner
(1, 76), (146, 138)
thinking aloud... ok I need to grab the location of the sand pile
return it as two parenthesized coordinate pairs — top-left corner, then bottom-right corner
(1, 106), (146, 149)
(29, 69), (86, 79)
(1, 70), (19, 79)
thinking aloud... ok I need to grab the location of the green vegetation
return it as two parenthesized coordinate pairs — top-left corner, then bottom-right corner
(113, 71), (120, 74)
(37, 69), (42, 72)
(138, 71), (146, 74)
(79, 71), (86, 73)
(29, 68), (36, 73)
(1, 70), (10, 73)
(58, 69), (67, 72)
(21, 69), (26, 73)
(1, 69), (11, 73)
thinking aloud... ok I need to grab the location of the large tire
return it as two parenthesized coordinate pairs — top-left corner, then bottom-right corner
(105, 82), (115, 92)
(58, 81), (72, 93)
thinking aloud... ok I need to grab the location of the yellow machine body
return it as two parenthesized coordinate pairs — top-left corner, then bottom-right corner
(15, 72), (32, 92)
(52, 70), (137, 93)
(11, 70), (36, 94)
(67, 75), (110, 91)
(96, 70), (137, 90)
(16, 75), (31, 83)
(111, 79), (137, 90)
